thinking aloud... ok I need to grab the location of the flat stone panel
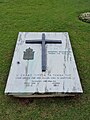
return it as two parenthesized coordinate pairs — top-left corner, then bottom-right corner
(5, 32), (83, 97)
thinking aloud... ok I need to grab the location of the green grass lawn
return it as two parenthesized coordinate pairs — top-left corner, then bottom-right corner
(0, 0), (90, 120)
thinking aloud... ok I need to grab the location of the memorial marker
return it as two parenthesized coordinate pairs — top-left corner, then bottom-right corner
(5, 32), (83, 97)
(25, 33), (62, 71)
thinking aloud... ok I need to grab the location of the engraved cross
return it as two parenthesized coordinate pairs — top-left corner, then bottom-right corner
(25, 33), (62, 72)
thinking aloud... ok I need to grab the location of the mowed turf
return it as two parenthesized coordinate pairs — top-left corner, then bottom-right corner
(0, 0), (90, 120)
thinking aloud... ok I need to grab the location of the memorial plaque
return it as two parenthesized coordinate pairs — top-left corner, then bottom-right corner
(5, 32), (83, 97)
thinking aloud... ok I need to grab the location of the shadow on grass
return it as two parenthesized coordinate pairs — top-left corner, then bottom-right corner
(5, 94), (83, 107)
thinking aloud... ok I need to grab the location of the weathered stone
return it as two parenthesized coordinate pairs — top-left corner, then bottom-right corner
(5, 32), (83, 97)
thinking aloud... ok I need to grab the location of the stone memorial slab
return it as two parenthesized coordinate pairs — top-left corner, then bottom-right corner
(5, 32), (83, 97)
